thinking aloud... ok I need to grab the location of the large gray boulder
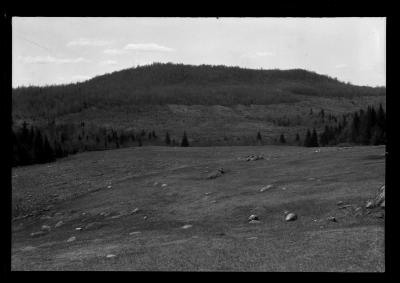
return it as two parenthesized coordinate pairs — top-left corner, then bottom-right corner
(207, 168), (225, 179)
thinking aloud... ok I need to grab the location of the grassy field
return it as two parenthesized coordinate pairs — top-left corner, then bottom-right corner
(11, 145), (385, 271)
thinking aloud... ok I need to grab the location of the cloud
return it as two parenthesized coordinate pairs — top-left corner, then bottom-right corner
(123, 43), (174, 52)
(18, 55), (90, 64)
(99, 60), (117, 66)
(255, 51), (275, 57)
(335, 63), (348, 69)
(103, 49), (127, 55)
(242, 51), (276, 59)
(67, 38), (114, 47)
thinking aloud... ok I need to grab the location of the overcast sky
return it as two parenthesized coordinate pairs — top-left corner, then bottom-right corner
(12, 17), (386, 88)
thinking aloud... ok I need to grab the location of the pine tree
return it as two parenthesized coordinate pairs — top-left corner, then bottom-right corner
(279, 134), (286, 144)
(257, 131), (262, 141)
(295, 133), (300, 142)
(165, 132), (171, 145)
(43, 135), (55, 162)
(304, 129), (312, 147)
(138, 138), (142, 147)
(311, 128), (319, 147)
(181, 131), (189, 147)
(33, 129), (45, 163)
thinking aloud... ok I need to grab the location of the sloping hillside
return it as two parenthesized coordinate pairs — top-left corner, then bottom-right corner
(12, 63), (385, 121)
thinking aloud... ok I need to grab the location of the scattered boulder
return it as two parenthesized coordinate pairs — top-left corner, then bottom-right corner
(260, 185), (273, 192)
(41, 225), (51, 232)
(130, 208), (140, 214)
(207, 168), (225, 179)
(182, 224), (193, 229)
(143, 216), (148, 220)
(366, 185), (385, 209)
(285, 213), (297, 222)
(245, 155), (264, 161)
(205, 192), (211, 196)
(327, 216), (337, 222)
(75, 227), (82, 231)
(248, 214), (259, 221)
(247, 237), (258, 240)
(161, 184), (168, 188)
(366, 200), (374, 209)
(153, 182), (159, 186)
(30, 231), (47, 237)
(67, 236), (76, 242)
(106, 254), (116, 258)
(129, 231), (141, 235)
(107, 185), (112, 189)
(55, 221), (64, 228)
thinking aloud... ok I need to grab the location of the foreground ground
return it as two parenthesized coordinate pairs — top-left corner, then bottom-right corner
(11, 145), (385, 271)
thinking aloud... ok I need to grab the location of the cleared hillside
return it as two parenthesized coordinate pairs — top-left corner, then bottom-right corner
(12, 63), (385, 121)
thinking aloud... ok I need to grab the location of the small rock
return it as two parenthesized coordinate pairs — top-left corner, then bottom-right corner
(75, 227), (82, 231)
(260, 185), (273, 192)
(107, 185), (112, 189)
(366, 200), (374, 209)
(143, 216), (148, 220)
(327, 216), (337, 222)
(283, 210), (290, 215)
(205, 192), (211, 196)
(161, 184), (167, 188)
(355, 207), (362, 212)
(337, 201), (343, 206)
(129, 231), (141, 235)
(106, 254), (116, 258)
(67, 236), (76, 242)
(248, 214), (259, 221)
(41, 225), (51, 232)
(153, 182), (158, 186)
(281, 187), (287, 190)
(130, 208), (140, 214)
(285, 213), (297, 222)
(30, 231), (47, 237)
(110, 214), (122, 219)
(182, 224), (192, 229)
(211, 200), (217, 203)
(55, 221), (64, 228)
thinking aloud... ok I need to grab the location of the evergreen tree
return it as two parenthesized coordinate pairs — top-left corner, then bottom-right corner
(43, 135), (55, 162)
(311, 128), (319, 147)
(279, 134), (286, 144)
(304, 129), (312, 147)
(33, 129), (45, 163)
(165, 132), (171, 145)
(257, 131), (262, 141)
(295, 133), (300, 142)
(181, 131), (189, 147)
(138, 138), (142, 147)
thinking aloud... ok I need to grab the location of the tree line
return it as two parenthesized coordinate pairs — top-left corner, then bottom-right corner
(273, 104), (386, 147)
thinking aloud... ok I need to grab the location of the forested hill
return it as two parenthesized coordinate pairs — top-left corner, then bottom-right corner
(12, 63), (385, 119)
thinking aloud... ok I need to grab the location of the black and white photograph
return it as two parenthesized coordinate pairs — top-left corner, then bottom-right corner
(10, 17), (386, 271)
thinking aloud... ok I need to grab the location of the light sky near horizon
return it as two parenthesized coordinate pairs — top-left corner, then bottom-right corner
(12, 17), (386, 88)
